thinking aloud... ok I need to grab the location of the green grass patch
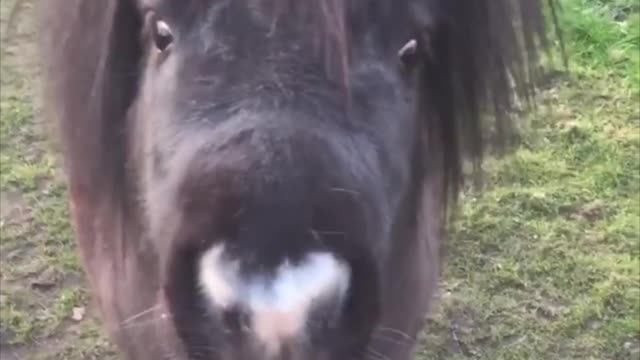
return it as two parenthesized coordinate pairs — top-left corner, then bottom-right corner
(557, 0), (640, 88)
(0, 2), (108, 357)
(418, 1), (640, 359)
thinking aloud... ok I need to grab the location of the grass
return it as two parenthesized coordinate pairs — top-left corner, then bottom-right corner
(417, 0), (640, 359)
(0, 1), (117, 359)
(0, 0), (638, 359)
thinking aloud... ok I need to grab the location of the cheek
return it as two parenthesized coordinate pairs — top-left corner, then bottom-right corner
(137, 147), (191, 271)
(137, 52), (181, 142)
(160, 254), (222, 357)
(135, 98), (173, 195)
(134, 73), (185, 235)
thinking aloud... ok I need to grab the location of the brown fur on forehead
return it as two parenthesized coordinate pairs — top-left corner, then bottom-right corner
(140, 0), (559, 208)
(39, 0), (561, 242)
(139, 0), (357, 84)
(137, 0), (351, 32)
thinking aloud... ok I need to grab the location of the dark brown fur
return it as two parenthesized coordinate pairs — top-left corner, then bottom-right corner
(39, 1), (558, 359)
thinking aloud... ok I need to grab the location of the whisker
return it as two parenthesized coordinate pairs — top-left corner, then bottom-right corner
(370, 332), (415, 346)
(365, 347), (390, 360)
(119, 317), (165, 331)
(189, 345), (221, 353)
(314, 230), (346, 237)
(328, 187), (361, 197)
(120, 305), (161, 326)
(374, 326), (416, 342)
(162, 350), (179, 360)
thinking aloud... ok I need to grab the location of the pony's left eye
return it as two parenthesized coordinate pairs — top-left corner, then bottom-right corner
(151, 18), (174, 52)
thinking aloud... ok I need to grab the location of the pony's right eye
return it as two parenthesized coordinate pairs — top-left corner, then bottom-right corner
(151, 17), (174, 52)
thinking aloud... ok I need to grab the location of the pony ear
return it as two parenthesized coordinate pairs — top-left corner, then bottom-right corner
(40, 0), (144, 201)
(410, 0), (560, 205)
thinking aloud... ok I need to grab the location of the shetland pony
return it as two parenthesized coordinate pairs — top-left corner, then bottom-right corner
(39, 1), (557, 359)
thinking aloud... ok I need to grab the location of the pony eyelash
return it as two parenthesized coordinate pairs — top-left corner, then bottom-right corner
(143, 10), (174, 53)
(152, 18), (174, 52)
(156, 20), (172, 39)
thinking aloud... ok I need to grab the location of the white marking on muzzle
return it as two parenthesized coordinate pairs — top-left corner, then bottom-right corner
(198, 244), (350, 354)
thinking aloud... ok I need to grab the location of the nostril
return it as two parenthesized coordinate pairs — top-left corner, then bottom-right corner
(306, 298), (345, 349)
(222, 306), (251, 334)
